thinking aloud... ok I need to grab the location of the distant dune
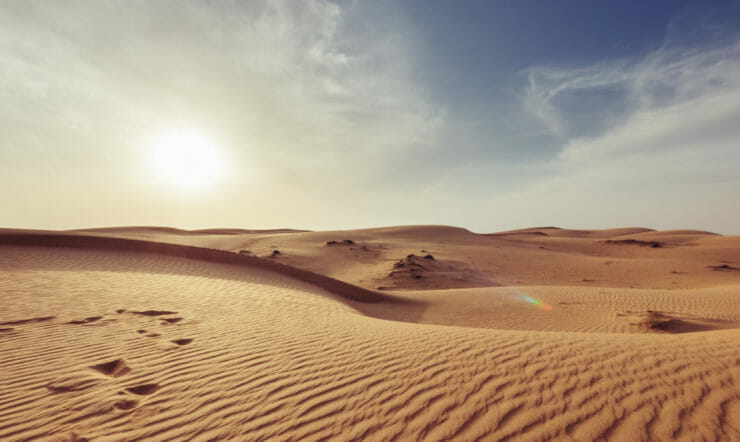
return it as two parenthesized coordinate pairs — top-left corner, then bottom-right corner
(1, 225), (739, 440)
(72, 226), (309, 235)
(487, 226), (657, 238)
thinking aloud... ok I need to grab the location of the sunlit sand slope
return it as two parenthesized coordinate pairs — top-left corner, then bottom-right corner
(1, 238), (739, 441)
(61, 224), (740, 291)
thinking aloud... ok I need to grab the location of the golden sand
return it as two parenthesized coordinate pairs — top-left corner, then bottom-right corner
(1, 226), (738, 440)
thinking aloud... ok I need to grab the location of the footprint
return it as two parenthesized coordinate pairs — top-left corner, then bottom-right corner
(67, 316), (103, 325)
(90, 358), (131, 378)
(131, 310), (177, 316)
(113, 398), (139, 410)
(46, 384), (86, 393)
(136, 328), (162, 338)
(126, 384), (160, 395)
(62, 432), (90, 442)
(171, 339), (193, 346)
(0, 316), (55, 326)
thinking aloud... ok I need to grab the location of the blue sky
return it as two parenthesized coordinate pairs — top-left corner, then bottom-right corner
(1, 1), (739, 233)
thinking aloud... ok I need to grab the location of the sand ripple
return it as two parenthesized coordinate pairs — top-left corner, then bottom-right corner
(0, 240), (738, 440)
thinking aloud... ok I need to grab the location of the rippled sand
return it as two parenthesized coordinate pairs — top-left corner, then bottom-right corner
(1, 226), (739, 440)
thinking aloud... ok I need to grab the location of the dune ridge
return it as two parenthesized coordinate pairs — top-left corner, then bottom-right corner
(0, 232), (387, 304)
(486, 226), (658, 238)
(71, 226), (309, 235)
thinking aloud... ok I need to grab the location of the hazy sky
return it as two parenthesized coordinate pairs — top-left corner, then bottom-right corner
(2, 1), (740, 233)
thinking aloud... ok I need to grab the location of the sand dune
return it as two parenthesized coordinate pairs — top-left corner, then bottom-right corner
(72, 227), (308, 236)
(166, 224), (740, 291)
(488, 226), (657, 238)
(1, 227), (739, 440)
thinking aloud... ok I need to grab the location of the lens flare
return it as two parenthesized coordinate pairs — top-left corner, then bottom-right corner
(523, 295), (552, 311)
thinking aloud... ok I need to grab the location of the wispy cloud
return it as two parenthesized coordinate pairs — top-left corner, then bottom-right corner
(0, 0), (442, 179)
(512, 35), (740, 232)
(0, 0), (444, 227)
(2, 1), (738, 232)
(524, 36), (740, 152)
(0, 0), (446, 228)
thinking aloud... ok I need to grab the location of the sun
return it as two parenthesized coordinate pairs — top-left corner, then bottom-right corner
(148, 129), (224, 191)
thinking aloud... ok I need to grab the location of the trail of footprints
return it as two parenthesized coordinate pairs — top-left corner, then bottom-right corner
(64, 308), (193, 346)
(35, 309), (194, 413)
(87, 356), (161, 412)
(87, 358), (155, 410)
(0, 316), (57, 336)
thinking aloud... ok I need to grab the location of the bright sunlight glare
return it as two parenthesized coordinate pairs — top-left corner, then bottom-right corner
(148, 129), (224, 191)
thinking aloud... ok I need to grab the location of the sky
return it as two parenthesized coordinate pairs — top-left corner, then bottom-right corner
(2, 0), (740, 234)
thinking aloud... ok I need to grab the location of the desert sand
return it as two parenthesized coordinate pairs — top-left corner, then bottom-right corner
(1, 225), (739, 441)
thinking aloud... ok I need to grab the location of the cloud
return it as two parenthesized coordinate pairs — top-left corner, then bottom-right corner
(512, 34), (740, 233)
(2, 1), (737, 233)
(0, 0), (447, 229)
(560, 86), (740, 164)
(0, 0), (443, 183)
(524, 35), (740, 144)
(525, 37), (740, 136)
